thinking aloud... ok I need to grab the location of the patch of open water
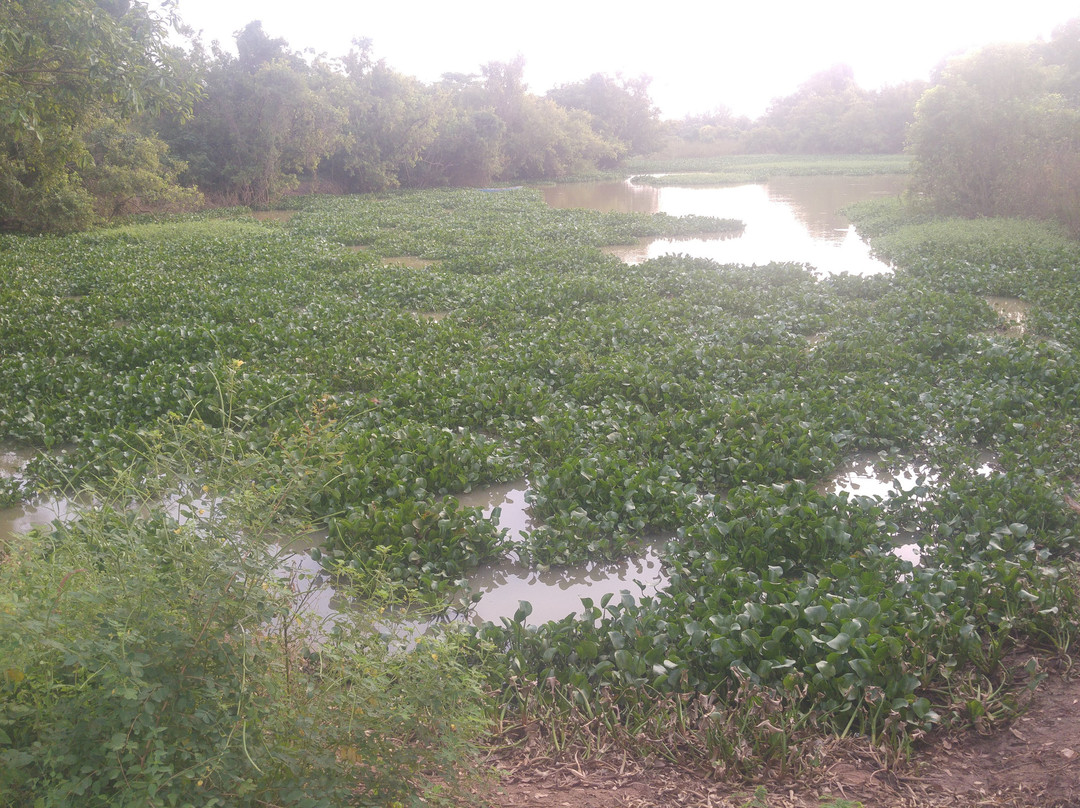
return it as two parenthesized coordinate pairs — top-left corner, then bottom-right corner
(384, 256), (438, 269)
(410, 310), (449, 322)
(249, 210), (297, 223)
(450, 481), (667, 624)
(986, 296), (1030, 337)
(545, 174), (905, 276)
(820, 449), (1003, 566)
(463, 547), (666, 625)
(0, 445), (73, 538)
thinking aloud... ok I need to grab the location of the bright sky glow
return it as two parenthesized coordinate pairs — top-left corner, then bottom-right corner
(165, 0), (1079, 119)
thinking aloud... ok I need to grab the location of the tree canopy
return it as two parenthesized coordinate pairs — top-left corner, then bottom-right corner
(0, 0), (201, 231)
(907, 31), (1080, 234)
(749, 65), (925, 154)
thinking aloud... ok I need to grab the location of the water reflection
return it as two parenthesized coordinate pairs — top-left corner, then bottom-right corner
(544, 174), (906, 276)
(0, 444), (30, 478)
(766, 175), (905, 239)
(0, 445), (69, 539)
(272, 529), (340, 622)
(822, 449), (1002, 500)
(821, 453), (938, 499)
(543, 180), (659, 213)
(0, 496), (73, 540)
(986, 296), (1030, 337)
(464, 546), (667, 625)
(452, 481), (666, 624)
(893, 543), (923, 565)
(454, 480), (534, 541)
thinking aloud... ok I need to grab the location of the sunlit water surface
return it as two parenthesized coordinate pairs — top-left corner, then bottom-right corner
(543, 174), (907, 275)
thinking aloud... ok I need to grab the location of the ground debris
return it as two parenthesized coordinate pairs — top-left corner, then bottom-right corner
(482, 662), (1080, 808)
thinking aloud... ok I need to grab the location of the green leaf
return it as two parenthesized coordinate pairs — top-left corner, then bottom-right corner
(825, 632), (851, 651)
(804, 605), (828, 623)
(513, 600), (533, 622)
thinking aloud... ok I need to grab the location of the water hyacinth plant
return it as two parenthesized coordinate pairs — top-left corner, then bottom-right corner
(0, 185), (1078, 791)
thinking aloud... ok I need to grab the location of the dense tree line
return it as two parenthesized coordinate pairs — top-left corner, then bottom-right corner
(749, 65), (927, 154)
(0, 4), (661, 231)
(670, 67), (926, 156)
(0, 0), (201, 232)
(3, 1), (1078, 234)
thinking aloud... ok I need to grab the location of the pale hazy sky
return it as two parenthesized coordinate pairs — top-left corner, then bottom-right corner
(164, 0), (1079, 119)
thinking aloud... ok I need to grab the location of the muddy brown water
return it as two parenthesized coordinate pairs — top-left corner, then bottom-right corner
(346, 246), (438, 270)
(986, 295), (1030, 337)
(0, 445), (70, 539)
(452, 482), (667, 624)
(411, 310), (449, 322)
(2, 447), (1006, 623)
(544, 174), (906, 275)
(383, 256), (438, 269)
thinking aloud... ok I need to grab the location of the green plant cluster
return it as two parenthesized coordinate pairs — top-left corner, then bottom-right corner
(625, 155), (911, 186)
(0, 472), (488, 807)
(1, 188), (1079, 777)
(289, 188), (738, 265)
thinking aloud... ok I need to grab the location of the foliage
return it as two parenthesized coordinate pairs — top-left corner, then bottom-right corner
(0, 0), (199, 232)
(319, 47), (440, 193)
(80, 119), (203, 220)
(2, 185), (1079, 777)
(0, 424), (488, 807)
(547, 73), (665, 157)
(908, 35), (1080, 234)
(169, 27), (340, 206)
(746, 65), (925, 154)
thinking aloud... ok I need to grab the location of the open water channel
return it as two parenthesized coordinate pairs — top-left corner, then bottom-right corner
(543, 174), (906, 275)
(2, 172), (967, 628)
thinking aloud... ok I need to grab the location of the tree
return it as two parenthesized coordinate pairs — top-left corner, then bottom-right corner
(1040, 17), (1080, 104)
(319, 43), (440, 193)
(165, 24), (340, 206)
(472, 59), (620, 180)
(413, 103), (505, 187)
(0, 0), (198, 231)
(80, 118), (202, 220)
(411, 58), (622, 186)
(746, 65), (921, 154)
(500, 95), (617, 180)
(907, 43), (1080, 231)
(548, 73), (664, 157)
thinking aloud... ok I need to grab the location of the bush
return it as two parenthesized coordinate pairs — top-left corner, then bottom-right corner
(0, 483), (487, 806)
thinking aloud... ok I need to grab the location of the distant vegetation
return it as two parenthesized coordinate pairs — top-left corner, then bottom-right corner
(907, 28), (1080, 235)
(687, 64), (927, 155)
(626, 155), (911, 186)
(1, 5), (663, 232)
(4, 1), (1077, 234)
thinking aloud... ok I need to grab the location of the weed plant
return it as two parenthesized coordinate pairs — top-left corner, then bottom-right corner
(0, 418), (489, 807)
(1, 186), (1079, 783)
(623, 154), (911, 186)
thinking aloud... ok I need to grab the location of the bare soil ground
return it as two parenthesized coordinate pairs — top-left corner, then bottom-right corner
(478, 659), (1080, 808)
